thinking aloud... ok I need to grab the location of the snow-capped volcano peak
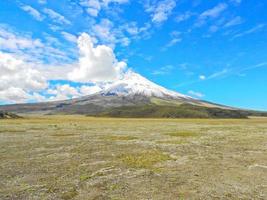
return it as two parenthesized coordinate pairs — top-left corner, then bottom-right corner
(101, 70), (190, 99)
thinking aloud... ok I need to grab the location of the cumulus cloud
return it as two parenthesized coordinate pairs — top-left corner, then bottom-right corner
(0, 26), (43, 52)
(47, 84), (80, 101)
(0, 31), (127, 103)
(68, 33), (127, 82)
(80, 85), (102, 95)
(0, 25), (73, 65)
(20, 5), (44, 21)
(0, 52), (47, 103)
(47, 84), (103, 101)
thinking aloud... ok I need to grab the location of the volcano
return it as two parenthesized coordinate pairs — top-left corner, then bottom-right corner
(0, 71), (265, 118)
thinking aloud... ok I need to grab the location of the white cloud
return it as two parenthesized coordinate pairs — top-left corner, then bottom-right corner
(124, 22), (151, 37)
(176, 11), (195, 23)
(61, 31), (77, 43)
(0, 26), (43, 51)
(21, 5), (44, 21)
(90, 19), (134, 47)
(148, 0), (176, 24)
(152, 65), (173, 75)
(68, 33), (127, 82)
(230, 0), (242, 5)
(188, 90), (204, 98)
(80, 85), (102, 95)
(47, 84), (103, 101)
(38, 0), (47, 4)
(0, 25), (74, 65)
(79, 0), (128, 17)
(92, 19), (116, 46)
(209, 25), (219, 33)
(200, 3), (228, 19)
(0, 31), (128, 103)
(102, 0), (128, 5)
(233, 24), (266, 39)
(195, 3), (228, 27)
(0, 87), (30, 103)
(224, 16), (243, 27)
(43, 8), (71, 25)
(82, 0), (101, 16)
(162, 31), (182, 50)
(199, 75), (206, 80)
(208, 69), (229, 79)
(47, 84), (80, 101)
(0, 52), (47, 103)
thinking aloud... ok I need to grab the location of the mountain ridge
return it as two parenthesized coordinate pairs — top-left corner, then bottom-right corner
(1, 71), (266, 118)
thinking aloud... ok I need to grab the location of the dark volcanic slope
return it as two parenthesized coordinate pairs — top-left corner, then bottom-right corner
(1, 71), (266, 118)
(0, 94), (151, 115)
(1, 94), (266, 118)
(0, 111), (21, 119)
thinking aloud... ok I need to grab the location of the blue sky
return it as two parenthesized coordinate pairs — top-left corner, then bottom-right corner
(0, 0), (266, 110)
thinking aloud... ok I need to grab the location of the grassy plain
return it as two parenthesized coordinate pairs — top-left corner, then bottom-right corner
(0, 116), (266, 199)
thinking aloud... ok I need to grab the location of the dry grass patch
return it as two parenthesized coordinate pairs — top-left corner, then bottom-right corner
(166, 130), (199, 137)
(120, 150), (171, 169)
(51, 133), (77, 137)
(102, 135), (138, 141)
(156, 140), (186, 145)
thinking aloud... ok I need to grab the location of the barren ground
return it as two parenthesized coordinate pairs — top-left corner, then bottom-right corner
(0, 116), (266, 199)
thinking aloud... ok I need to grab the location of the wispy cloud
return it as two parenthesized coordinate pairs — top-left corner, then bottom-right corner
(241, 62), (267, 72)
(79, 0), (129, 17)
(200, 3), (228, 19)
(0, 26), (43, 52)
(91, 18), (151, 48)
(162, 31), (182, 50)
(199, 75), (206, 80)
(188, 90), (204, 98)
(43, 8), (71, 25)
(179, 61), (267, 88)
(38, 0), (47, 4)
(20, 5), (44, 21)
(230, 0), (242, 5)
(195, 3), (228, 27)
(176, 11), (196, 23)
(152, 65), (174, 75)
(0, 24), (74, 64)
(232, 24), (266, 39)
(208, 68), (229, 79)
(224, 16), (243, 28)
(61, 32), (77, 43)
(146, 0), (176, 24)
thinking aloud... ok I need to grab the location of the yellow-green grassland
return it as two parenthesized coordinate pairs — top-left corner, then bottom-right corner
(0, 116), (266, 199)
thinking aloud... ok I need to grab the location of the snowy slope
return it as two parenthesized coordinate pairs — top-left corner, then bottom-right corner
(100, 70), (191, 99)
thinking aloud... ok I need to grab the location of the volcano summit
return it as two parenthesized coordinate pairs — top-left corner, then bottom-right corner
(0, 71), (265, 118)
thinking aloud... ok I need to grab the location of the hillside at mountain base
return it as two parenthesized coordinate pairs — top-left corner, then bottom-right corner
(1, 71), (266, 118)
(0, 111), (21, 119)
